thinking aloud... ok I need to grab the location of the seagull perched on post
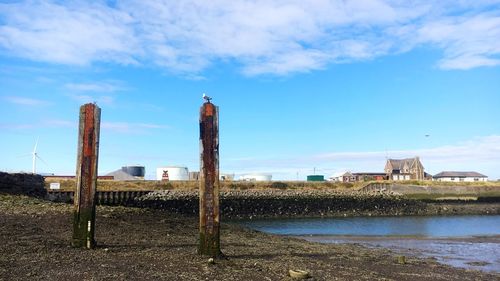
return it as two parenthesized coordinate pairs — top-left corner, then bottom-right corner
(202, 93), (212, 103)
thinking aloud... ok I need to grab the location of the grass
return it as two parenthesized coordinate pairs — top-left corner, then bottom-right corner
(384, 180), (500, 187)
(44, 178), (500, 193)
(44, 179), (365, 192)
(405, 191), (500, 200)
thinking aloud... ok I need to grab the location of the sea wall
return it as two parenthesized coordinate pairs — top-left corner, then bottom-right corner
(135, 190), (430, 219)
(0, 171), (46, 197)
(43, 189), (500, 218)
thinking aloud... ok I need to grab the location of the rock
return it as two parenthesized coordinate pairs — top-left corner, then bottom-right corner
(397, 256), (406, 264)
(289, 269), (310, 279)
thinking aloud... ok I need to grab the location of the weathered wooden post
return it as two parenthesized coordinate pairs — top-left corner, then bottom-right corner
(72, 103), (101, 249)
(199, 98), (221, 257)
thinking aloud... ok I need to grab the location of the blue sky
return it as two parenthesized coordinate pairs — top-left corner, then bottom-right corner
(1, 1), (499, 180)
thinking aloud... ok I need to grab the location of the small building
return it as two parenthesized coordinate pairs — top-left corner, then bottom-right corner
(433, 171), (488, 182)
(240, 173), (272, 181)
(220, 173), (235, 181)
(329, 172), (357, 183)
(189, 171), (200, 181)
(385, 157), (425, 181)
(44, 175), (114, 180)
(352, 172), (388, 181)
(307, 175), (325, 181)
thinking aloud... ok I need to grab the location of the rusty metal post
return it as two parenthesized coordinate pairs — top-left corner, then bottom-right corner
(199, 101), (221, 257)
(72, 103), (101, 249)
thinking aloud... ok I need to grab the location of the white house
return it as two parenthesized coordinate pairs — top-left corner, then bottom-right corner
(433, 171), (488, 182)
(329, 172), (356, 182)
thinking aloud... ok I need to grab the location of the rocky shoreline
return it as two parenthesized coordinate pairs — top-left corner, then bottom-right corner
(1, 193), (498, 280)
(135, 190), (500, 219)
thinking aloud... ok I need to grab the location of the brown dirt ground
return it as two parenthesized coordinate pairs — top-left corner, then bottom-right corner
(0, 194), (498, 281)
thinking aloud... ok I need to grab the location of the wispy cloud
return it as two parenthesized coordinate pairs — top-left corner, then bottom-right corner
(65, 81), (126, 93)
(0, 1), (499, 75)
(101, 121), (169, 134)
(4, 96), (51, 106)
(67, 94), (115, 106)
(63, 80), (127, 105)
(223, 135), (500, 178)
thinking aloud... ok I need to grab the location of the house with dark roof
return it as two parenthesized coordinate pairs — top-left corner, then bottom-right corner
(384, 157), (425, 181)
(433, 171), (488, 182)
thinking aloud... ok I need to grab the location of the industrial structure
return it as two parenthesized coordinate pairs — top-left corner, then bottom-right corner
(106, 165), (146, 181)
(156, 166), (189, 181)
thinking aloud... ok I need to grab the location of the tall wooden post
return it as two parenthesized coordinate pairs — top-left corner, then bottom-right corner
(72, 103), (101, 249)
(199, 101), (221, 257)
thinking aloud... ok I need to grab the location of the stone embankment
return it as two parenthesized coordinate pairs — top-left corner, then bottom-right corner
(44, 188), (500, 218)
(135, 190), (428, 219)
(0, 171), (45, 197)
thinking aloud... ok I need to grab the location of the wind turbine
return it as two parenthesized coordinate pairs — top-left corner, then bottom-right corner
(31, 137), (48, 174)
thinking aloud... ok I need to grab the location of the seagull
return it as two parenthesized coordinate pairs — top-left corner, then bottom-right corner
(202, 93), (212, 103)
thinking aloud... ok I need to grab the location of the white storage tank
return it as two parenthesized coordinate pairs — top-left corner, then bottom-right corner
(156, 166), (189, 181)
(240, 173), (272, 181)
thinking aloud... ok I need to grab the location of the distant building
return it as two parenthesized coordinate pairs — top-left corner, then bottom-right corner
(329, 172), (356, 183)
(189, 171), (200, 181)
(433, 171), (488, 182)
(240, 173), (272, 181)
(330, 172), (388, 182)
(44, 175), (114, 180)
(307, 175), (325, 181)
(385, 157), (425, 181)
(352, 172), (388, 181)
(220, 173), (235, 181)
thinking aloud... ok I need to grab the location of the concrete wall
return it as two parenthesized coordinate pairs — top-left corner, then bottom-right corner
(0, 171), (46, 197)
(362, 182), (499, 194)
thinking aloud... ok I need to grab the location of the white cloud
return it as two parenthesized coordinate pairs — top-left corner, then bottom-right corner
(0, 1), (139, 65)
(3, 96), (51, 106)
(416, 14), (500, 70)
(0, 1), (499, 74)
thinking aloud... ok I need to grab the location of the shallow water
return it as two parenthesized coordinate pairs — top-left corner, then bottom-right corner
(240, 215), (500, 272)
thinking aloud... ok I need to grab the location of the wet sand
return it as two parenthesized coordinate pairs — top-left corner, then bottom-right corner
(1, 194), (498, 281)
(300, 235), (500, 273)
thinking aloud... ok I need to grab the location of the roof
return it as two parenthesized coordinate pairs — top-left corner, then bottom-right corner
(433, 171), (487, 178)
(387, 157), (420, 170)
(352, 172), (386, 176)
(105, 169), (137, 180)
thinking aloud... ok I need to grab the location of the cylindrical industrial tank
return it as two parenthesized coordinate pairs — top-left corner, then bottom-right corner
(121, 165), (145, 177)
(156, 166), (189, 181)
(240, 173), (272, 181)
